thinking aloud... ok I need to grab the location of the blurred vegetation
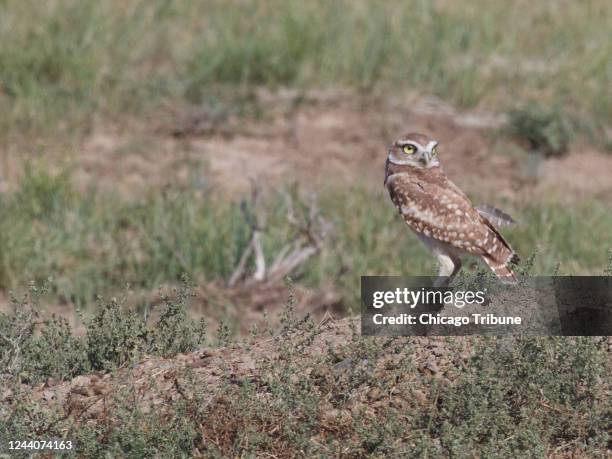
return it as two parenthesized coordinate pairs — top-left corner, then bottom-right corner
(0, 163), (611, 310)
(0, 0), (607, 313)
(507, 105), (571, 157)
(0, 278), (206, 385)
(0, 0), (609, 141)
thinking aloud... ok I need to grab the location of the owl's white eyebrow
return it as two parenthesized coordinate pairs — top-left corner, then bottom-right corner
(425, 141), (438, 150)
(397, 140), (424, 149)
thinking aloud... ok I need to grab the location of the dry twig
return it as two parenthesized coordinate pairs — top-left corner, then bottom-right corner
(228, 184), (330, 287)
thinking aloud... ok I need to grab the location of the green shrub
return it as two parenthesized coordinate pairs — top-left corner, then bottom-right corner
(0, 281), (88, 384)
(147, 278), (207, 357)
(0, 278), (207, 384)
(85, 296), (149, 371)
(25, 315), (90, 382)
(507, 105), (571, 157)
(437, 337), (608, 456)
(85, 279), (208, 371)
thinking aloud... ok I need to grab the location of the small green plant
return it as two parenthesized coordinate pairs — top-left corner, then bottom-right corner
(86, 296), (149, 371)
(0, 283), (45, 383)
(24, 315), (90, 382)
(507, 105), (571, 157)
(437, 337), (609, 456)
(147, 277), (207, 357)
(0, 280), (89, 384)
(216, 319), (231, 347)
(0, 278), (207, 383)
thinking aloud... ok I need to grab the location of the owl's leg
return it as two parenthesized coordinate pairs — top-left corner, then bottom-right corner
(433, 251), (461, 288)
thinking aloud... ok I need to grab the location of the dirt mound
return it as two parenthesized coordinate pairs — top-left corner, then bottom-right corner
(30, 317), (470, 424)
(6, 316), (609, 457)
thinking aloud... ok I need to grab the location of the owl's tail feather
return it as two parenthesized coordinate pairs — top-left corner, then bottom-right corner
(482, 254), (519, 284)
(476, 204), (517, 228)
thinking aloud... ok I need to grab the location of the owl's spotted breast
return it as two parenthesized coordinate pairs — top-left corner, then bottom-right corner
(388, 172), (482, 250)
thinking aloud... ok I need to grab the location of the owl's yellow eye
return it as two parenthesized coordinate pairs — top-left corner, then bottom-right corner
(403, 145), (415, 155)
(431, 146), (437, 156)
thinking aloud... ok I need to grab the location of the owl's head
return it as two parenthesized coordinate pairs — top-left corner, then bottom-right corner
(387, 133), (439, 168)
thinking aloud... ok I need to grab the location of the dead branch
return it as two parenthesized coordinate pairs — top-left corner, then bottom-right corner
(227, 241), (253, 287)
(228, 181), (267, 287)
(251, 230), (266, 282)
(228, 184), (331, 287)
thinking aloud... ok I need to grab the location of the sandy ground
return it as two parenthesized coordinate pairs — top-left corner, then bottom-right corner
(55, 90), (612, 202)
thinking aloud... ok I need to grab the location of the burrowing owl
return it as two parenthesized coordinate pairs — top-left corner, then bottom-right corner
(385, 133), (519, 284)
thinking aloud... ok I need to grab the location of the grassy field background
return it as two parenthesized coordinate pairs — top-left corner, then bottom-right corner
(1, 0), (610, 140)
(1, 166), (612, 310)
(0, 0), (610, 307)
(0, 1), (611, 457)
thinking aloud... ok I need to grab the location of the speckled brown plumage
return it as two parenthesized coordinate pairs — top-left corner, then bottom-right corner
(385, 133), (519, 282)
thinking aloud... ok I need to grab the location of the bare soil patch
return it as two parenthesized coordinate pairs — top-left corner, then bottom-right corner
(68, 91), (612, 202)
(537, 148), (612, 200)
